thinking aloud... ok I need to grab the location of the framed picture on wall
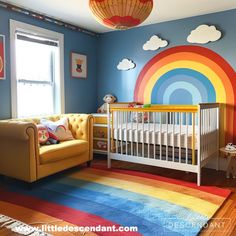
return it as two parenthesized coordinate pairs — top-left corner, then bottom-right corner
(71, 52), (87, 79)
(0, 35), (5, 80)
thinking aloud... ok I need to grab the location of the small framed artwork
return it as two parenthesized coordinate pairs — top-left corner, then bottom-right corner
(0, 35), (5, 80)
(71, 52), (87, 79)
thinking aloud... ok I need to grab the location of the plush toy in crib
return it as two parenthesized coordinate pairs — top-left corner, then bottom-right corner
(97, 94), (116, 113)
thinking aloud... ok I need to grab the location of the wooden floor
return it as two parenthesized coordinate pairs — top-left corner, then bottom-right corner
(92, 156), (236, 236)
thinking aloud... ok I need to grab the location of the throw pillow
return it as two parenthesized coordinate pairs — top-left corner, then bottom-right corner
(36, 124), (49, 144)
(40, 117), (74, 141)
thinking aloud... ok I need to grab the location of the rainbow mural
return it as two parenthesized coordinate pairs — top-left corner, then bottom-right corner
(134, 45), (236, 144)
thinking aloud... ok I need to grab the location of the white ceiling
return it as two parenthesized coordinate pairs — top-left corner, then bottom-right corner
(2, 0), (236, 33)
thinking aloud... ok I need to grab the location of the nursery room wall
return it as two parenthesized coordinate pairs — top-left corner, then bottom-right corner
(97, 9), (236, 170)
(0, 6), (98, 120)
(97, 9), (236, 103)
(97, 9), (236, 145)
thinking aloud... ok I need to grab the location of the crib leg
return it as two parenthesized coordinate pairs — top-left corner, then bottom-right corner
(107, 153), (111, 168)
(87, 161), (91, 167)
(216, 151), (219, 171)
(197, 169), (201, 186)
(108, 159), (111, 168)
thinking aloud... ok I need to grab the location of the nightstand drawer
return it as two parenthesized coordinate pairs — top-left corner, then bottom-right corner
(92, 113), (108, 154)
(93, 140), (107, 151)
(94, 116), (107, 124)
(93, 126), (107, 139)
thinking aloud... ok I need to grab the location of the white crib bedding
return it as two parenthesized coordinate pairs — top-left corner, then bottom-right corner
(113, 123), (198, 149)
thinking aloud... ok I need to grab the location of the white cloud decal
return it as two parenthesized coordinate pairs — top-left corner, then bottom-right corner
(117, 58), (136, 71)
(143, 35), (168, 51)
(187, 24), (222, 44)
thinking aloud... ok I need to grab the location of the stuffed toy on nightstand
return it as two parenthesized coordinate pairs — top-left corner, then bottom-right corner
(97, 94), (116, 113)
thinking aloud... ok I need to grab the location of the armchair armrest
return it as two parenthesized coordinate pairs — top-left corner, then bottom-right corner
(0, 121), (39, 182)
(64, 114), (94, 161)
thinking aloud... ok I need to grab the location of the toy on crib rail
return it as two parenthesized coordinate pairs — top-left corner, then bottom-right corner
(97, 94), (116, 113)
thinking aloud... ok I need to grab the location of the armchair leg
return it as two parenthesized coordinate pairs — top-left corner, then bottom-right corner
(87, 161), (91, 167)
(26, 181), (37, 190)
(0, 174), (5, 182)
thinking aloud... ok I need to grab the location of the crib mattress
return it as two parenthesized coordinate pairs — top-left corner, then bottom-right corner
(113, 123), (198, 149)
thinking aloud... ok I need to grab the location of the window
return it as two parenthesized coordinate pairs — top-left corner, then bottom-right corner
(10, 20), (65, 118)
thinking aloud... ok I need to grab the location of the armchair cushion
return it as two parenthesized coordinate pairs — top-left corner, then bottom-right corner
(39, 140), (88, 164)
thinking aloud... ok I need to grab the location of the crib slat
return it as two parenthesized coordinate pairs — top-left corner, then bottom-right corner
(120, 111), (123, 155)
(209, 109), (212, 155)
(154, 112), (156, 159)
(204, 110), (206, 161)
(216, 107), (220, 170)
(111, 111), (114, 152)
(136, 112), (139, 157)
(205, 109), (207, 159)
(172, 112), (175, 162)
(142, 112), (144, 157)
(206, 109), (208, 157)
(205, 109), (208, 157)
(192, 113), (195, 165)
(125, 112), (128, 155)
(205, 109), (208, 158)
(116, 111), (118, 153)
(202, 110), (205, 161)
(148, 112), (150, 159)
(179, 112), (182, 162)
(131, 111), (133, 156)
(166, 112), (168, 161)
(208, 109), (209, 156)
(186, 113), (189, 164)
(160, 112), (162, 159)
(207, 109), (210, 157)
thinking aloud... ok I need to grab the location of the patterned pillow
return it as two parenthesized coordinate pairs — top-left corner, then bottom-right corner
(36, 124), (49, 144)
(40, 117), (74, 141)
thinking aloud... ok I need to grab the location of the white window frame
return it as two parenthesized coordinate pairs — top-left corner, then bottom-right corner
(10, 19), (65, 118)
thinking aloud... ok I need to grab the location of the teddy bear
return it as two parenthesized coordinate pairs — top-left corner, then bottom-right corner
(97, 94), (116, 113)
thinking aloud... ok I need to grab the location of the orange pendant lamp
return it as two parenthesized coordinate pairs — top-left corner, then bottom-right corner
(89, 0), (153, 30)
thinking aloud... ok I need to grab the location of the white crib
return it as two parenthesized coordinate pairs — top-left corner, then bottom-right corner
(107, 103), (220, 186)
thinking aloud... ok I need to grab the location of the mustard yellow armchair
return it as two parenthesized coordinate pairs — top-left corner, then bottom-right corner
(0, 114), (93, 183)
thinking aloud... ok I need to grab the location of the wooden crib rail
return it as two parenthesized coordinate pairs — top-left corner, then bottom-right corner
(110, 105), (198, 113)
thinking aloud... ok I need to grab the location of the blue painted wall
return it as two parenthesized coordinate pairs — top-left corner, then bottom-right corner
(97, 9), (236, 107)
(1, 7), (236, 117)
(0, 7), (98, 119)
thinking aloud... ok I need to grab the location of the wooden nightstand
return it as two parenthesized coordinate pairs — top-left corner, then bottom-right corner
(92, 113), (108, 155)
(220, 147), (236, 178)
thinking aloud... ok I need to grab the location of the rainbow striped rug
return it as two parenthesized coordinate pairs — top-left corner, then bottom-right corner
(0, 167), (230, 236)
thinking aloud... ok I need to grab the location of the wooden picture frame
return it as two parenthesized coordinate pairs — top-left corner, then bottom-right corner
(71, 52), (87, 79)
(0, 35), (5, 80)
